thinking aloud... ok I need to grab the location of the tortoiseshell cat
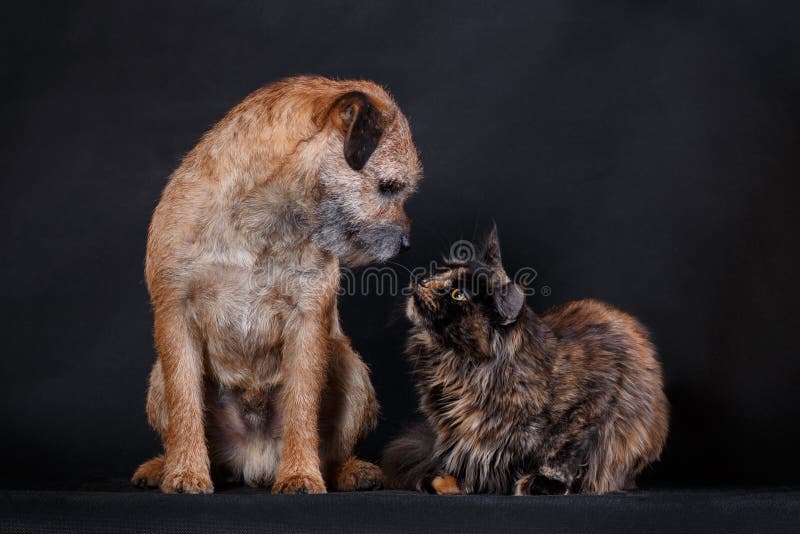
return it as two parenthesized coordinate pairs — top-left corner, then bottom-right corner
(382, 228), (668, 495)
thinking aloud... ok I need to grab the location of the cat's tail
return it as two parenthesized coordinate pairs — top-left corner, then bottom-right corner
(381, 420), (438, 491)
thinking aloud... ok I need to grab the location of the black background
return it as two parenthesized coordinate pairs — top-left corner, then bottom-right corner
(2, 1), (799, 488)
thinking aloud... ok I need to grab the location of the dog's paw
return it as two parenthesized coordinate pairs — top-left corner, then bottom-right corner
(430, 475), (461, 495)
(332, 458), (383, 491)
(160, 465), (214, 494)
(131, 455), (165, 489)
(272, 473), (327, 494)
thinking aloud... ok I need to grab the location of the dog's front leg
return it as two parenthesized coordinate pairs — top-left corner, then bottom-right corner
(156, 305), (213, 494)
(272, 301), (332, 494)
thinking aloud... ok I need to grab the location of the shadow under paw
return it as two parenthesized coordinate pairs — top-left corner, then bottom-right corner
(516, 474), (569, 496)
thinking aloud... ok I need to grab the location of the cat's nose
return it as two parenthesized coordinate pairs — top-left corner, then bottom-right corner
(399, 233), (411, 253)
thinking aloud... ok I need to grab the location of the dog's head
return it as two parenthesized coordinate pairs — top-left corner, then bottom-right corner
(313, 88), (422, 267)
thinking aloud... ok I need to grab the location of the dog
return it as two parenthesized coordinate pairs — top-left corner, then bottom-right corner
(131, 76), (422, 494)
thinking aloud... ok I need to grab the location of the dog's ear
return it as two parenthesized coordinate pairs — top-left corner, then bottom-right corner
(334, 92), (385, 171)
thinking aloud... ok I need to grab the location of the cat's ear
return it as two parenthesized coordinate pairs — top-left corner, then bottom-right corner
(494, 282), (525, 325)
(480, 223), (503, 268)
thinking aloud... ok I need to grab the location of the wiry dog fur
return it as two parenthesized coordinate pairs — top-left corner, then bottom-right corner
(382, 228), (668, 495)
(132, 76), (422, 494)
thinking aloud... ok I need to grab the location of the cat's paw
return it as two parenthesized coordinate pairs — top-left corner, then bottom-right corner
(160, 464), (214, 494)
(331, 458), (383, 491)
(272, 473), (327, 494)
(430, 475), (461, 495)
(514, 473), (568, 496)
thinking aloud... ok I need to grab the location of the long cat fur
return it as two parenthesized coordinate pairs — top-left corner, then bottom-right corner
(382, 228), (669, 495)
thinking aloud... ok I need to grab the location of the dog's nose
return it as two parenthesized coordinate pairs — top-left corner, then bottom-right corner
(400, 234), (411, 253)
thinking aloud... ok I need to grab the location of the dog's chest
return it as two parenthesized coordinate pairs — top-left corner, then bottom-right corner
(186, 262), (299, 388)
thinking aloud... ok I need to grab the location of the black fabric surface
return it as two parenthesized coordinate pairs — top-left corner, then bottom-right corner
(1, 481), (799, 533)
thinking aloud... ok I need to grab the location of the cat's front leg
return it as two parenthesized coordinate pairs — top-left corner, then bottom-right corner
(514, 466), (572, 496)
(517, 436), (588, 495)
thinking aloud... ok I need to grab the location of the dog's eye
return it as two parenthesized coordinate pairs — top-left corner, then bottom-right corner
(450, 288), (467, 301)
(379, 180), (404, 195)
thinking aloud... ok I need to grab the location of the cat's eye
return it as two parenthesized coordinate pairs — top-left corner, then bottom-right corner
(450, 288), (467, 301)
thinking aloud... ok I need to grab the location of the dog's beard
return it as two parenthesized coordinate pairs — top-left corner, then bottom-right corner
(313, 196), (402, 267)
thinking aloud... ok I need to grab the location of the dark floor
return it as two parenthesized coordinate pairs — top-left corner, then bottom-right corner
(1, 480), (799, 533)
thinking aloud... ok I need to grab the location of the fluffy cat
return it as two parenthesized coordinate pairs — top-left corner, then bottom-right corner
(382, 227), (668, 495)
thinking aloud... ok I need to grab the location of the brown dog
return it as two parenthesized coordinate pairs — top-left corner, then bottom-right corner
(131, 76), (422, 494)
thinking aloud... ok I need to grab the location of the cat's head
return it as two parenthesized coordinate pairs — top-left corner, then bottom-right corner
(406, 226), (526, 355)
